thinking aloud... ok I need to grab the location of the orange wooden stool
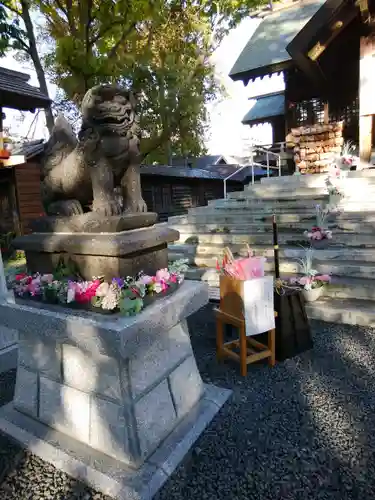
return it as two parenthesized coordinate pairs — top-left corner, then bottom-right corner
(214, 274), (276, 376)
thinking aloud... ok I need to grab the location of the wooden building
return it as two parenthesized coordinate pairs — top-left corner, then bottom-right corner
(140, 164), (267, 221)
(8, 151), (264, 224)
(0, 67), (50, 236)
(2, 140), (46, 235)
(230, 0), (375, 164)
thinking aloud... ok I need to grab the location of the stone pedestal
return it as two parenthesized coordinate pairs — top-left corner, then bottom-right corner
(13, 215), (179, 280)
(0, 282), (231, 499)
(0, 250), (18, 373)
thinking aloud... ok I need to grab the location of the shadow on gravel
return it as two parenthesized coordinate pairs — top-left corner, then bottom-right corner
(154, 304), (375, 500)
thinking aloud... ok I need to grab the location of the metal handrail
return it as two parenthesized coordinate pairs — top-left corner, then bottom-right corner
(254, 145), (281, 158)
(251, 144), (282, 178)
(223, 161), (268, 198)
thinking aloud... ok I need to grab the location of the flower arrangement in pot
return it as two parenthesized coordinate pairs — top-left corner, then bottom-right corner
(325, 176), (344, 212)
(289, 247), (331, 302)
(304, 204), (332, 249)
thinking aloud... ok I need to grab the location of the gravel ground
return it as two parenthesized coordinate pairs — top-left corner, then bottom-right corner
(1, 304), (375, 499)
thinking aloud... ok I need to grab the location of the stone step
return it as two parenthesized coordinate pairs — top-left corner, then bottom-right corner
(209, 194), (327, 206)
(198, 200), (375, 213)
(260, 169), (375, 187)
(241, 186), (375, 200)
(305, 297), (375, 327)
(227, 192), (375, 207)
(232, 187), (327, 198)
(184, 257), (375, 280)
(185, 263), (375, 301)
(169, 220), (375, 234)
(168, 244), (375, 263)
(246, 177), (375, 194)
(173, 230), (375, 247)
(325, 277), (375, 301)
(183, 268), (375, 307)
(169, 211), (375, 225)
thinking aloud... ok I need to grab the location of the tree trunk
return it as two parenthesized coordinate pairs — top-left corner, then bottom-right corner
(20, 0), (55, 135)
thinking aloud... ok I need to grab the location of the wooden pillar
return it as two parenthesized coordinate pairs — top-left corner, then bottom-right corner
(0, 107), (3, 151)
(323, 101), (329, 125)
(359, 34), (375, 162)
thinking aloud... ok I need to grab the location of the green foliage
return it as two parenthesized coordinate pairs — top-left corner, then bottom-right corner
(0, 2), (26, 55)
(119, 296), (143, 316)
(33, 0), (267, 162)
(53, 257), (81, 281)
(0, 231), (16, 252)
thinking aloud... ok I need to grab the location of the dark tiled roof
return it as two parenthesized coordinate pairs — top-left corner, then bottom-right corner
(170, 155), (226, 168)
(12, 139), (45, 160)
(140, 165), (227, 180)
(140, 164), (267, 182)
(242, 92), (285, 124)
(195, 155), (225, 168)
(0, 66), (51, 111)
(204, 164), (268, 181)
(229, 0), (325, 80)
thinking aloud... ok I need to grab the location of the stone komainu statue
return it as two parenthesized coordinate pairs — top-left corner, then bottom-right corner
(41, 84), (147, 216)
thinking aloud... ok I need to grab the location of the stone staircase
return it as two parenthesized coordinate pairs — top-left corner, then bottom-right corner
(167, 169), (375, 327)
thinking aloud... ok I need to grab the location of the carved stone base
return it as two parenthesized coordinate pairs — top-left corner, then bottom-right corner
(13, 224), (179, 280)
(29, 213), (158, 234)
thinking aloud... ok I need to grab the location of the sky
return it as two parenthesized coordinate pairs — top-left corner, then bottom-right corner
(2, 15), (284, 157)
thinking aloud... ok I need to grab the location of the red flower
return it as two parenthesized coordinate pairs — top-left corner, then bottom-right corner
(15, 273), (27, 281)
(75, 280), (101, 303)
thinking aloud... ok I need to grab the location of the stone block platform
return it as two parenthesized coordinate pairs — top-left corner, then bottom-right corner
(0, 281), (231, 499)
(13, 217), (179, 281)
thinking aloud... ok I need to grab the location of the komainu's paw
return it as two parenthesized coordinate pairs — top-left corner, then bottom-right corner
(124, 197), (148, 213)
(47, 199), (84, 216)
(92, 198), (123, 216)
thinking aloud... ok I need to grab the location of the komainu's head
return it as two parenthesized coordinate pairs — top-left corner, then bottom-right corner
(81, 84), (138, 136)
(79, 84), (140, 162)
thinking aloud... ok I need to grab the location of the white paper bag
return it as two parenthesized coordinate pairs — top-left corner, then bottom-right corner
(243, 276), (275, 337)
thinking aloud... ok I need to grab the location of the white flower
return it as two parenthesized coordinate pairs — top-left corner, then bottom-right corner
(96, 282), (110, 297)
(67, 288), (75, 303)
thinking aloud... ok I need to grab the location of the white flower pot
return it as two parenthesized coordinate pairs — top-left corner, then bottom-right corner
(302, 286), (324, 302)
(329, 193), (342, 207)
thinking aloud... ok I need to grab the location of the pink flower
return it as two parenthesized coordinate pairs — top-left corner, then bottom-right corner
(299, 276), (312, 286)
(156, 269), (170, 282)
(41, 274), (54, 284)
(138, 275), (153, 285)
(310, 231), (321, 240)
(315, 274), (331, 282)
(169, 274), (178, 283)
(27, 284), (38, 296)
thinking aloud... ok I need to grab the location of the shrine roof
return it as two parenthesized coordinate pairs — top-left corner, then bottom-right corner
(229, 0), (325, 82)
(242, 92), (285, 124)
(0, 66), (51, 111)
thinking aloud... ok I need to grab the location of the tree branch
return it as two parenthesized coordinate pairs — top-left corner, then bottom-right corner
(3, 2), (22, 16)
(13, 34), (30, 53)
(54, 0), (69, 19)
(90, 18), (128, 45)
(108, 22), (137, 59)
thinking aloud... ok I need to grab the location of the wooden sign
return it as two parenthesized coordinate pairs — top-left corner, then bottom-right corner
(243, 276), (275, 337)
